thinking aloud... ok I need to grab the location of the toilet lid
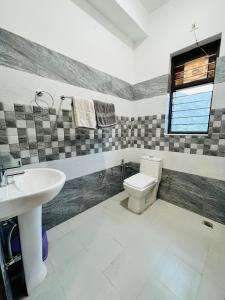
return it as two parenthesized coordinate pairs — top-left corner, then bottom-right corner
(124, 173), (156, 189)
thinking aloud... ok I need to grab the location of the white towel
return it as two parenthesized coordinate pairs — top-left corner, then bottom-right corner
(72, 97), (96, 129)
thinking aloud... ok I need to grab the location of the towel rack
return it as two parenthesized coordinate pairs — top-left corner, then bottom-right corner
(60, 95), (73, 101)
(56, 95), (74, 120)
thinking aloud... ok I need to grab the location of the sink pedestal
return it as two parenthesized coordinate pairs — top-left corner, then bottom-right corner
(18, 205), (47, 295)
(0, 168), (66, 294)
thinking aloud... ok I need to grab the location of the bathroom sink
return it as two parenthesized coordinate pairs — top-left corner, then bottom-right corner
(0, 168), (66, 221)
(0, 168), (66, 294)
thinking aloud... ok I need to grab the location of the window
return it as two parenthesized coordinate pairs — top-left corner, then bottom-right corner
(168, 39), (221, 134)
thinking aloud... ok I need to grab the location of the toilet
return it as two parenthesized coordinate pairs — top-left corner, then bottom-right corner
(123, 156), (162, 214)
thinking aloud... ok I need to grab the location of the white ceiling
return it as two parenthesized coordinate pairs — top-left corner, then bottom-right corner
(86, 0), (148, 43)
(140, 0), (169, 13)
(73, 0), (170, 48)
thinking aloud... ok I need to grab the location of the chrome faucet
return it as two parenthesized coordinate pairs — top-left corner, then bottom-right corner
(0, 170), (25, 187)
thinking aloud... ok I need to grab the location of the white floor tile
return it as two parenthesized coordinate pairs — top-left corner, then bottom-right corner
(58, 248), (112, 300)
(30, 285), (65, 300)
(196, 276), (225, 300)
(77, 222), (111, 247)
(48, 229), (85, 270)
(168, 231), (209, 272)
(92, 282), (122, 300)
(155, 252), (201, 300)
(24, 261), (62, 299)
(104, 252), (148, 300)
(125, 236), (167, 276)
(85, 234), (123, 271)
(137, 276), (181, 300)
(47, 206), (107, 243)
(210, 230), (225, 255)
(203, 248), (225, 289)
(31, 194), (225, 300)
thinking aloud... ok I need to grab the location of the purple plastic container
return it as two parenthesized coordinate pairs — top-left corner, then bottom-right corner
(11, 226), (48, 261)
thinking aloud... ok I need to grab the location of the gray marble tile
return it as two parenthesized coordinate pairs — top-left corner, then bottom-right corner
(44, 162), (224, 228)
(215, 56), (225, 84)
(0, 27), (133, 100)
(111, 76), (133, 100)
(42, 164), (136, 229)
(158, 168), (225, 225)
(161, 184), (204, 214)
(158, 169), (204, 215)
(204, 197), (225, 224)
(1, 27), (225, 102)
(132, 75), (169, 100)
(42, 193), (86, 229)
(205, 177), (225, 202)
(162, 169), (207, 194)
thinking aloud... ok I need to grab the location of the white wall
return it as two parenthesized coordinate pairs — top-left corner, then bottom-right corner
(133, 94), (168, 118)
(133, 81), (225, 118)
(134, 0), (225, 82)
(0, 0), (135, 83)
(0, 67), (134, 117)
(131, 148), (225, 181)
(19, 148), (134, 181)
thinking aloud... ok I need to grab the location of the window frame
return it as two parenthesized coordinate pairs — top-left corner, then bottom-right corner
(167, 39), (221, 135)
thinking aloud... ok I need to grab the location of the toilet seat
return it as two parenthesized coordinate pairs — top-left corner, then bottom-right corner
(124, 173), (156, 190)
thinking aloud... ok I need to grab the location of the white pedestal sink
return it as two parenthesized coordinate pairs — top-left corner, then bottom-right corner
(0, 168), (66, 295)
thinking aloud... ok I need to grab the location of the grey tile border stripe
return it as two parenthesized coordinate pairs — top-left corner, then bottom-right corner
(215, 56), (225, 84)
(132, 55), (225, 100)
(0, 28), (133, 100)
(1, 27), (224, 101)
(132, 74), (169, 100)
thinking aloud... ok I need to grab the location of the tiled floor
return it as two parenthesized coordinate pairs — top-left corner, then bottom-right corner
(25, 192), (225, 300)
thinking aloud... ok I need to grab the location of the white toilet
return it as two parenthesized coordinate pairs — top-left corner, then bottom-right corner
(123, 156), (163, 214)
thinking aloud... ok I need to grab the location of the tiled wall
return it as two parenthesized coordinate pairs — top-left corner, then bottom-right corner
(42, 162), (225, 228)
(43, 163), (139, 229)
(1, 102), (225, 165)
(132, 75), (169, 100)
(1, 100), (225, 227)
(131, 108), (225, 157)
(159, 168), (225, 225)
(0, 27), (133, 100)
(1, 28), (225, 101)
(0, 27), (225, 228)
(0, 102), (131, 165)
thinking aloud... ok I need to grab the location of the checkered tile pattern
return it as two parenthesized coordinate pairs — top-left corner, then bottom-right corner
(131, 109), (225, 157)
(1, 102), (225, 166)
(0, 102), (130, 165)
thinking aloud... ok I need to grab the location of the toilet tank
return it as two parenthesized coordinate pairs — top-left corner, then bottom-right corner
(140, 156), (163, 181)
